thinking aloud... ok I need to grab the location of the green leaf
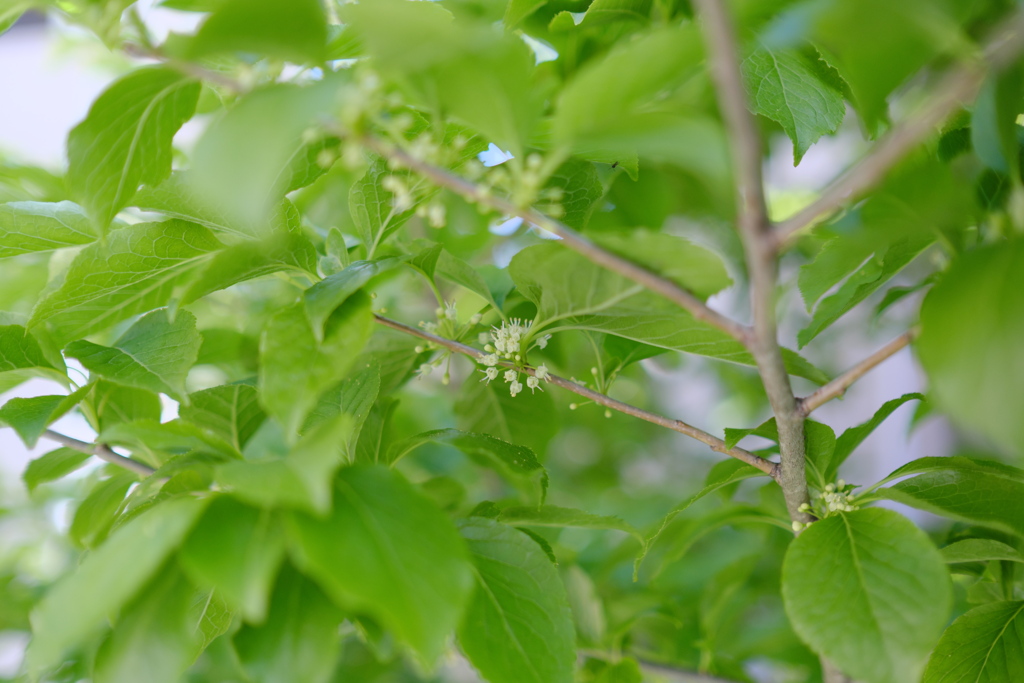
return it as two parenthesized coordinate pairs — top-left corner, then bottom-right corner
(67, 67), (200, 232)
(349, 157), (417, 258)
(782, 508), (952, 683)
(511, 244), (827, 383)
(940, 539), (1024, 565)
(93, 570), (199, 683)
(496, 504), (643, 544)
(179, 384), (265, 452)
(189, 589), (233, 654)
(289, 465), (473, 663)
(972, 67), (1023, 175)
(233, 564), (343, 683)
(29, 219), (222, 346)
(0, 324), (68, 392)
(179, 496), (285, 622)
(216, 416), (352, 515)
(303, 257), (406, 341)
(741, 47), (845, 165)
(189, 0), (328, 63)
(917, 240), (1024, 454)
(590, 230), (733, 301)
(388, 428), (548, 502)
(922, 601), (1024, 682)
(435, 250), (505, 312)
(302, 363), (380, 459)
(0, 201), (95, 257)
(259, 293), (374, 437)
(347, 0), (542, 156)
(505, 0), (545, 27)
(828, 393), (923, 481)
(0, 390), (84, 448)
(84, 380), (163, 433)
(69, 473), (134, 548)
(545, 159), (604, 230)
(22, 447), (91, 492)
(65, 309), (202, 402)
(593, 658), (643, 683)
(26, 496), (207, 674)
(877, 456), (1024, 537)
(191, 82), (340, 230)
(634, 460), (768, 577)
(455, 375), (559, 455)
(457, 517), (576, 683)
(134, 172), (264, 240)
(99, 419), (237, 465)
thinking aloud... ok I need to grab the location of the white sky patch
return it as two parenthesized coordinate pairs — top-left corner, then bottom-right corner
(490, 216), (523, 235)
(478, 142), (514, 167)
(519, 32), (559, 64)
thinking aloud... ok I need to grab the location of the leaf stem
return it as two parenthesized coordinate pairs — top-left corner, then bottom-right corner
(798, 329), (918, 416)
(694, 0), (811, 525)
(41, 429), (156, 477)
(373, 315), (779, 478)
(359, 136), (752, 344)
(772, 7), (1024, 250)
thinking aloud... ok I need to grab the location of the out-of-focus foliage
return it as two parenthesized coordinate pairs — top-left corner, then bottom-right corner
(0, 1), (1023, 682)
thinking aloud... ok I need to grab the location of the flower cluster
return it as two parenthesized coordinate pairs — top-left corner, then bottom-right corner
(791, 480), (860, 532)
(476, 319), (552, 397)
(416, 301), (482, 385)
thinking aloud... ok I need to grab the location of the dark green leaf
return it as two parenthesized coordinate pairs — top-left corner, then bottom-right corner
(67, 67), (200, 231)
(289, 465), (473, 663)
(782, 509), (952, 683)
(65, 309), (202, 402)
(940, 539), (1024, 564)
(922, 601), (1024, 682)
(457, 517), (576, 683)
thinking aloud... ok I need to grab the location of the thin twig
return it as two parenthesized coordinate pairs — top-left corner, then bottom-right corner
(374, 315), (779, 478)
(122, 42), (249, 93)
(773, 7), (1024, 249)
(361, 137), (751, 343)
(42, 429), (156, 477)
(798, 329), (917, 416)
(694, 0), (810, 523)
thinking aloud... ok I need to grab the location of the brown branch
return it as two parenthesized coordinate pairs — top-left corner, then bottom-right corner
(798, 329), (917, 416)
(773, 7), (1024, 249)
(42, 429), (156, 477)
(360, 137), (751, 344)
(694, 0), (811, 524)
(374, 315), (779, 478)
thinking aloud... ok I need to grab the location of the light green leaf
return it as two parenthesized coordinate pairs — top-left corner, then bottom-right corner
(828, 393), (923, 481)
(563, 565), (605, 646)
(455, 375), (559, 455)
(67, 67), (200, 231)
(505, 0), (545, 27)
(189, 589), (233, 655)
(65, 309), (202, 402)
(388, 428), (547, 502)
(741, 47), (845, 165)
(511, 244), (827, 383)
(782, 508), (952, 683)
(69, 473), (134, 548)
(582, 0), (651, 25)
(29, 220), (222, 346)
(972, 67), (1023, 174)
(918, 240), (1024, 454)
(591, 230), (733, 301)
(545, 159), (604, 230)
(0, 324), (67, 392)
(940, 539), (1024, 564)
(289, 465), (473, 664)
(259, 293), (374, 437)
(26, 496), (208, 674)
(436, 250), (505, 312)
(923, 601), (1024, 682)
(179, 496), (285, 622)
(497, 504), (642, 544)
(134, 172), (262, 239)
(303, 257), (406, 341)
(179, 384), (265, 452)
(634, 460), (768, 577)
(457, 517), (576, 683)
(0, 389), (84, 448)
(233, 564), (343, 683)
(349, 158), (417, 258)
(877, 456), (1024, 537)
(302, 363), (380, 459)
(83, 380), (163, 433)
(22, 447), (91, 492)
(189, 0), (328, 64)
(93, 570), (199, 683)
(0, 201), (95, 257)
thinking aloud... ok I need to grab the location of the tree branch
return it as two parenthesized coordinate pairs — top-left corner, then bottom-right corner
(798, 329), (917, 416)
(773, 7), (1024, 249)
(360, 137), (752, 344)
(579, 649), (743, 683)
(42, 429), (156, 477)
(694, 0), (811, 524)
(374, 315), (779, 478)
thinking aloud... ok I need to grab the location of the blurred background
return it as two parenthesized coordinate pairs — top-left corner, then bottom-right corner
(0, 4), (961, 680)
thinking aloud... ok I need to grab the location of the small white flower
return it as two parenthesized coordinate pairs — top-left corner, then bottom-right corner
(444, 301), (458, 321)
(509, 381), (523, 397)
(503, 369), (518, 383)
(480, 354), (499, 367)
(536, 334), (551, 349)
(417, 363), (433, 378)
(526, 376), (542, 393)
(535, 364), (551, 381)
(481, 367), (499, 383)
(469, 313), (483, 325)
